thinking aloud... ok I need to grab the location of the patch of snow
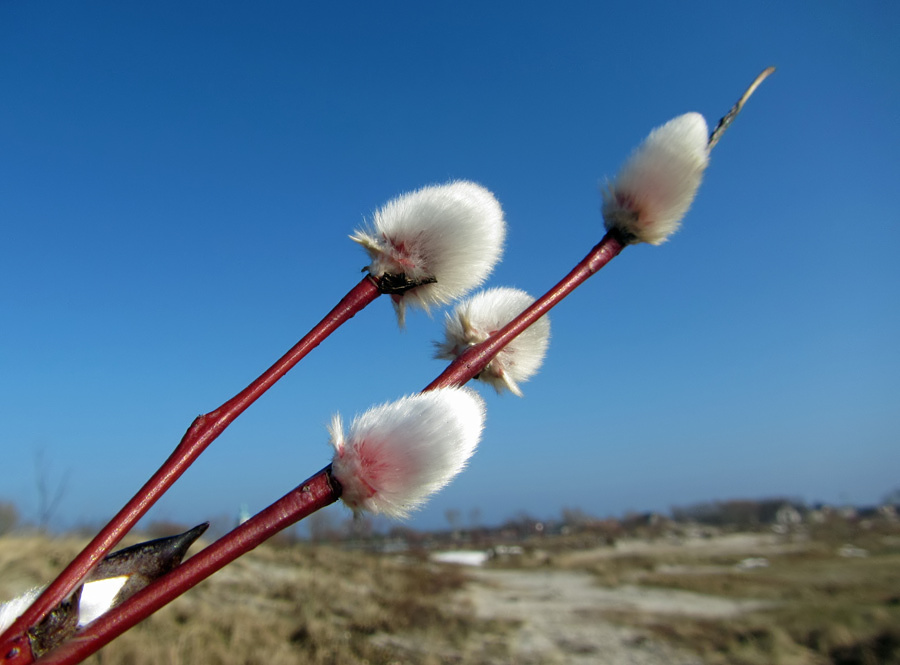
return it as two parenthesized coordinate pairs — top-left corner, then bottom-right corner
(431, 550), (489, 566)
(736, 557), (769, 570)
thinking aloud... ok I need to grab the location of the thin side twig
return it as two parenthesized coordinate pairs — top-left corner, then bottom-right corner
(0, 276), (380, 663)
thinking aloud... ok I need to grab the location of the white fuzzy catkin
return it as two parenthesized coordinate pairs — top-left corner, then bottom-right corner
(329, 388), (485, 519)
(435, 287), (550, 397)
(0, 587), (41, 633)
(351, 181), (506, 325)
(602, 112), (709, 245)
(0, 576), (128, 633)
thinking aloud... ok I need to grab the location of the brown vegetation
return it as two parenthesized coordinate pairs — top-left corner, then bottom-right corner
(2, 511), (899, 664)
(1, 535), (515, 665)
(543, 523), (900, 665)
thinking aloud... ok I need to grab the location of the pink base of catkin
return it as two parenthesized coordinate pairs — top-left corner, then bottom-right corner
(0, 277), (380, 665)
(426, 231), (626, 391)
(31, 468), (340, 665)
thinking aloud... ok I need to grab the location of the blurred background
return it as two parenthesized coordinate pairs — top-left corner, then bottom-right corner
(1, 1), (897, 536)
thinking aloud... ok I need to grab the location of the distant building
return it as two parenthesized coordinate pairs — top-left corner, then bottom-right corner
(775, 504), (802, 526)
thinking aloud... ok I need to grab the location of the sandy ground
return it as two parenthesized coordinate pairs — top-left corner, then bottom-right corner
(400, 534), (792, 664)
(560, 533), (808, 564)
(455, 567), (770, 665)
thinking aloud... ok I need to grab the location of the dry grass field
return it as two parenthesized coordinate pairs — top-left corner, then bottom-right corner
(2, 519), (899, 664)
(1, 533), (519, 665)
(538, 525), (900, 665)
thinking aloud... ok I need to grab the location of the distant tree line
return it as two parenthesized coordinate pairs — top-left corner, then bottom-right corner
(0, 501), (18, 536)
(669, 497), (806, 529)
(2, 486), (897, 541)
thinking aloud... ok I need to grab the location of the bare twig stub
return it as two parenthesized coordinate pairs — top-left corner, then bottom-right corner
(708, 66), (776, 150)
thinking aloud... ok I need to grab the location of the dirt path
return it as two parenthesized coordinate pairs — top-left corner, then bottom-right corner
(460, 567), (767, 665)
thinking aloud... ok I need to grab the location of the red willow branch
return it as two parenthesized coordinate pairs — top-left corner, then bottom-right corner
(0, 276), (380, 664)
(35, 387), (487, 665)
(1, 180), (507, 662)
(30, 231), (628, 665)
(33, 468), (340, 665)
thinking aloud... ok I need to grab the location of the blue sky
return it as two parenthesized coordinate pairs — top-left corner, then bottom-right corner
(1, 2), (898, 533)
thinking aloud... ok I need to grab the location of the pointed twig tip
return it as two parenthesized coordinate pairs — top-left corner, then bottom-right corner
(708, 66), (776, 150)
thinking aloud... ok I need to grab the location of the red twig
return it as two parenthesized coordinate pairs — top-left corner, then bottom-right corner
(0, 277), (380, 664)
(32, 467), (340, 665)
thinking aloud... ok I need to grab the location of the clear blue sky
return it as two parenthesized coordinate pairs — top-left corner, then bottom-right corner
(1, 2), (898, 533)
